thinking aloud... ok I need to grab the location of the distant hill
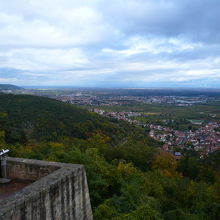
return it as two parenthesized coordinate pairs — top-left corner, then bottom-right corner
(0, 84), (23, 90)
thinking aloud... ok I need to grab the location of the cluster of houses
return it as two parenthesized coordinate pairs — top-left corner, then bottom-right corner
(91, 108), (220, 157)
(91, 109), (140, 124)
(54, 95), (143, 106)
(147, 122), (220, 156)
(53, 94), (212, 106)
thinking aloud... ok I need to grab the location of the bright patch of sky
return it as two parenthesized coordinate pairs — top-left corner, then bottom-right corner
(0, 0), (220, 87)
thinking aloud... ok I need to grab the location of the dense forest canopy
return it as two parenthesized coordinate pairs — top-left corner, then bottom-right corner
(0, 94), (220, 220)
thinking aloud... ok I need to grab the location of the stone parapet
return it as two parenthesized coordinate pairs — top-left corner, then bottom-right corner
(0, 157), (93, 220)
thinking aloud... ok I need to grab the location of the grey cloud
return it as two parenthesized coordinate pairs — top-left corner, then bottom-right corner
(101, 0), (220, 43)
(0, 0), (220, 87)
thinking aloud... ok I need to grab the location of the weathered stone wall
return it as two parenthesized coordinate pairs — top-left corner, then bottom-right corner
(0, 157), (93, 220)
(7, 157), (59, 180)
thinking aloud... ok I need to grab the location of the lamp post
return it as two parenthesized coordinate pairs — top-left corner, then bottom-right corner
(0, 149), (9, 179)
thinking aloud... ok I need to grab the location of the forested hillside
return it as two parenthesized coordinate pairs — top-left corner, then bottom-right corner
(0, 94), (220, 220)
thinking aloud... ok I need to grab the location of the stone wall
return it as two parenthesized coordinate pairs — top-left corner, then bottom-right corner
(0, 157), (93, 220)
(7, 157), (59, 180)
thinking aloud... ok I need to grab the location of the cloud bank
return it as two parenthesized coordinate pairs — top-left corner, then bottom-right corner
(0, 0), (220, 87)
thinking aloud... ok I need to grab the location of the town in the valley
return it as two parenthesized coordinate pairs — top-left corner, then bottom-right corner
(4, 88), (220, 157)
(53, 94), (212, 106)
(90, 108), (220, 158)
(50, 91), (220, 158)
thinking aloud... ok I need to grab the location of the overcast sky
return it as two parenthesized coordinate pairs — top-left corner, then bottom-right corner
(0, 0), (220, 87)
